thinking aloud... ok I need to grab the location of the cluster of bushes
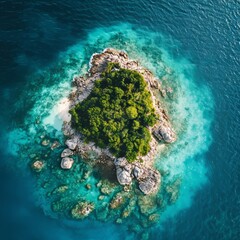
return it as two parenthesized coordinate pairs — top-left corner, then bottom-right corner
(70, 62), (157, 162)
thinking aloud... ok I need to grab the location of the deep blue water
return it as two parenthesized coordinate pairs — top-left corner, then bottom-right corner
(0, 0), (239, 239)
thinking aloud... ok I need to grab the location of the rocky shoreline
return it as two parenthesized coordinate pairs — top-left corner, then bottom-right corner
(61, 48), (176, 195)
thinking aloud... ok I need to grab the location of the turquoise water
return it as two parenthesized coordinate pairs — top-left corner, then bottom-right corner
(0, 1), (239, 239)
(5, 23), (213, 237)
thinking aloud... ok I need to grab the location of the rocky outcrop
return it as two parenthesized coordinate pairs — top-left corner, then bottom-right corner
(61, 148), (74, 158)
(62, 48), (176, 194)
(61, 157), (74, 169)
(114, 158), (160, 194)
(138, 169), (161, 195)
(65, 138), (78, 150)
(114, 158), (133, 185)
(153, 124), (176, 143)
(116, 167), (132, 185)
(133, 166), (144, 179)
(31, 160), (44, 172)
(51, 141), (60, 150)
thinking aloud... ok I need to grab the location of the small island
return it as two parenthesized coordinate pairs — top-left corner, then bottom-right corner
(70, 62), (157, 162)
(61, 48), (176, 195)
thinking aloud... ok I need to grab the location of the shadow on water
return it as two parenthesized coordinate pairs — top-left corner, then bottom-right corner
(93, 156), (118, 183)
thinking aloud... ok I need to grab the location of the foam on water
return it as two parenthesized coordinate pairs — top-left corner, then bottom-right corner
(154, 52), (213, 220)
(6, 23), (214, 229)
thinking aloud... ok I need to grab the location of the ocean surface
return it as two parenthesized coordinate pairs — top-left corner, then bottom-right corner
(0, 0), (239, 239)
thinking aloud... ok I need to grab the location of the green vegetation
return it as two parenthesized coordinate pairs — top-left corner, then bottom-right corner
(70, 62), (157, 162)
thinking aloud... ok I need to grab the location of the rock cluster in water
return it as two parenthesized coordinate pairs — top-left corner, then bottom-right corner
(61, 48), (176, 194)
(71, 201), (95, 219)
(31, 160), (44, 172)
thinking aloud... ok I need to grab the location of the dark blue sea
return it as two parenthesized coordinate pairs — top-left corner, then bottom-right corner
(0, 0), (239, 239)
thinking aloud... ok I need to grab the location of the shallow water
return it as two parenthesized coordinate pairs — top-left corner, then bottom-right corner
(0, 1), (239, 239)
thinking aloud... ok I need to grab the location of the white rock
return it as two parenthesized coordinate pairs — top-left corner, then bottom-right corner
(116, 167), (132, 185)
(153, 125), (176, 143)
(62, 122), (74, 136)
(61, 148), (74, 158)
(133, 166), (144, 179)
(65, 138), (78, 150)
(138, 169), (161, 194)
(61, 157), (74, 169)
(124, 164), (132, 172)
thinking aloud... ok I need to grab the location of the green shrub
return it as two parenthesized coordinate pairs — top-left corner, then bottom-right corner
(70, 62), (158, 162)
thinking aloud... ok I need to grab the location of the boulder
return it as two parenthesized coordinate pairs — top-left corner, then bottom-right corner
(116, 166), (132, 185)
(65, 138), (78, 150)
(51, 141), (60, 150)
(62, 122), (74, 136)
(138, 169), (161, 194)
(153, 125), (176, 143)
(61, 148), (74, 158)
(31, 160), (44, 172)
(124, 164), (133, 172)
(159, 126), (176, 143)
(133, 166), (144, 179)
(61, 157), (74, 169)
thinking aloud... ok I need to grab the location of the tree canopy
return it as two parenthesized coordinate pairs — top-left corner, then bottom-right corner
(70, 62), (158, 162)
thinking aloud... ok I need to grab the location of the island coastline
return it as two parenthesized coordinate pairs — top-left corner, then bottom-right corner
(61, 48), (176, 195)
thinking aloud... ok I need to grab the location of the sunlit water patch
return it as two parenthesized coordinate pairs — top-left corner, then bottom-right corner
(6, 23), (214, 237)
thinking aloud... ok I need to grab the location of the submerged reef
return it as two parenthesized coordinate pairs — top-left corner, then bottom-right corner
(62, 48), (176, 195)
